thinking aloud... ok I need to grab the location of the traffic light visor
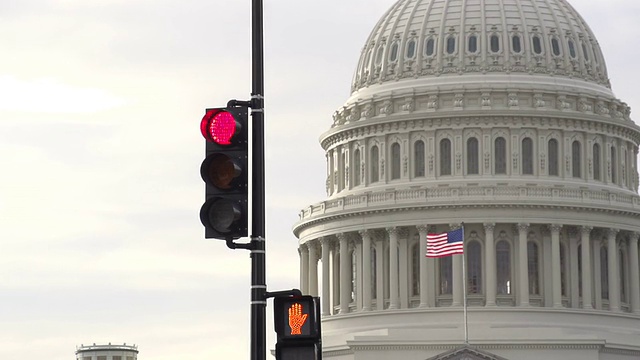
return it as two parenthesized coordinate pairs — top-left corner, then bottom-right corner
(200, 109), (238, 145)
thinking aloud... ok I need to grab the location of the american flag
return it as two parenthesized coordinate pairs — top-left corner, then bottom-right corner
(426, 228), (464, 258)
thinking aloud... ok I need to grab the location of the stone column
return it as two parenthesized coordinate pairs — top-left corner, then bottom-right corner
(387, 227), (400, 310)
(593, 240), (602, 310)
(360, 230), (373, 311)
(569, 228), (580, 308)
(375, 237), (385, 310)
(517, 223), (530, 306)
(338, 233), (351, 314)
(581, 227), (593, 309)
(629, 232), (640, 314)
(484, 223), (497, 307)
(300, 244), (309, 295)
(551, 224), (563, 308)
(320, 237), (331, 316)
(452, 253), (463, 307)
(607, 229), (620, 311)
(451, 224), (463, 307)
(417, 225), (429, 308)
(308, 241), (319, 297)
(399, 229), (409, 309)
(355, 238), (363, 311)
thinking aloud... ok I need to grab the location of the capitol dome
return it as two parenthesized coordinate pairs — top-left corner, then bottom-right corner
(294, 0), (640, 359)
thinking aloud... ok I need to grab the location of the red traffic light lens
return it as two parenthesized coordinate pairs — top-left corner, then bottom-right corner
(201, 110), (237, 145)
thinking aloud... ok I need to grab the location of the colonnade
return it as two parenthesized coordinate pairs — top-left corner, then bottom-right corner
(298, 224), (640, 317)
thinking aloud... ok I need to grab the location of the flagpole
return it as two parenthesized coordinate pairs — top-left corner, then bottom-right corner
(461, 225), (468, 345)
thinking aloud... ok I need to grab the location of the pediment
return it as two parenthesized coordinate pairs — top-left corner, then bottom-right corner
(426, 346), (509, 360)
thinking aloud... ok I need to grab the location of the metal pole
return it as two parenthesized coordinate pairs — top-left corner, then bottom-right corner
(250, 0), (266, 360)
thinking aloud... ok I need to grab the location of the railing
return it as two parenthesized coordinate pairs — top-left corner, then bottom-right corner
(299, 185), (640, 221)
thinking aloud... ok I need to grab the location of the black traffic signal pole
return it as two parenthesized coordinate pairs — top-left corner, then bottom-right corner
(226, 2), (301, 360)
(249, 0), (266, 360)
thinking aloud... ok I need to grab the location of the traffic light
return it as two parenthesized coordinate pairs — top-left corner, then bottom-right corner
(199, 106), (249, 240)
(274, 296), (322, 360)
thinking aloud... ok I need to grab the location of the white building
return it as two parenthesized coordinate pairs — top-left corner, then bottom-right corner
(75, 343), (138, 360)
(293, 0), (640, 359)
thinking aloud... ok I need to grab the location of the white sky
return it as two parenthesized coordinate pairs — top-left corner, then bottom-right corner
(0, 1), (639, 359)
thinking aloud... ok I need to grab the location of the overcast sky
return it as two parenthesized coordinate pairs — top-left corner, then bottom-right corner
(1, 1), (639, 359)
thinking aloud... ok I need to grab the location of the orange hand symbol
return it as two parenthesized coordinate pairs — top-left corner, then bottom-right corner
(288, 303), (308, 335)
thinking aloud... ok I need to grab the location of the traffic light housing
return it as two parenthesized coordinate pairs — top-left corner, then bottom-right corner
(274, 296), (322, 360)
(200, 107), (249, 240)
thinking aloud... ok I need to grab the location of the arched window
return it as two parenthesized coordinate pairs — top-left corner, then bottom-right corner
(406, 39), (417, 59)
(528, 241), (540, 295)
(391, 142), (401, 180)
(351, 250), (357, 302)
(425, 38), (435, 56)
(333, 252), (340, 306)
(548, 139), (559, 176)
(512, 35), (522, 53)
(593, 143), (601, 181)
(572, 140), (582, 178)
(468, 35), (478, 53)
(601, 246), (609, 300)
(353, 148), (361, 186)
(414, 140), (425, 177)
(497, 240), (511, 295)
(370, 145), (379, 183)
(568, 39), (577, 58)
(551, 37), (561, 56)
(522, 137), (533, 175)
(560, 244), (567, 297)
(440, 138), (452, 176)
(440, 256), (452, 295)
(467, 137), (479, 175)
(611, 146), (617, 184)
(578, 244), (583, 297)
(389, 42), (399, 62)
(411, 243), (420, 296)
(532, 35), (543, 54)
(467, 241), (482, 294)
(371, 247), (377, 299)
(446, 36), (456, 54)
(495, 137), (507, 174)
(490, 34), (500, 53)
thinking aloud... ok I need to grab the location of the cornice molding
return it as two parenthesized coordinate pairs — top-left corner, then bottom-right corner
(294, 186), (640, 237)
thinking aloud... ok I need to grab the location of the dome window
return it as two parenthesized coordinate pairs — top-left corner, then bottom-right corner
(375, 46), (384, 65)
(532, 35), (543, 55)
(446, 36), (456, 55)
(389, 42), (399, 62)
(391, 143), (401, 180)
(582, 43), (590, 61)
(551, 38), (561, 56)
(425, 37), (436, 56)
(511, 35), (522, 53)
(568, 39), (577, 58)
(490, 34), (500, 53)
(468, 35), (478, 53)
(406, 39), (417, 59)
